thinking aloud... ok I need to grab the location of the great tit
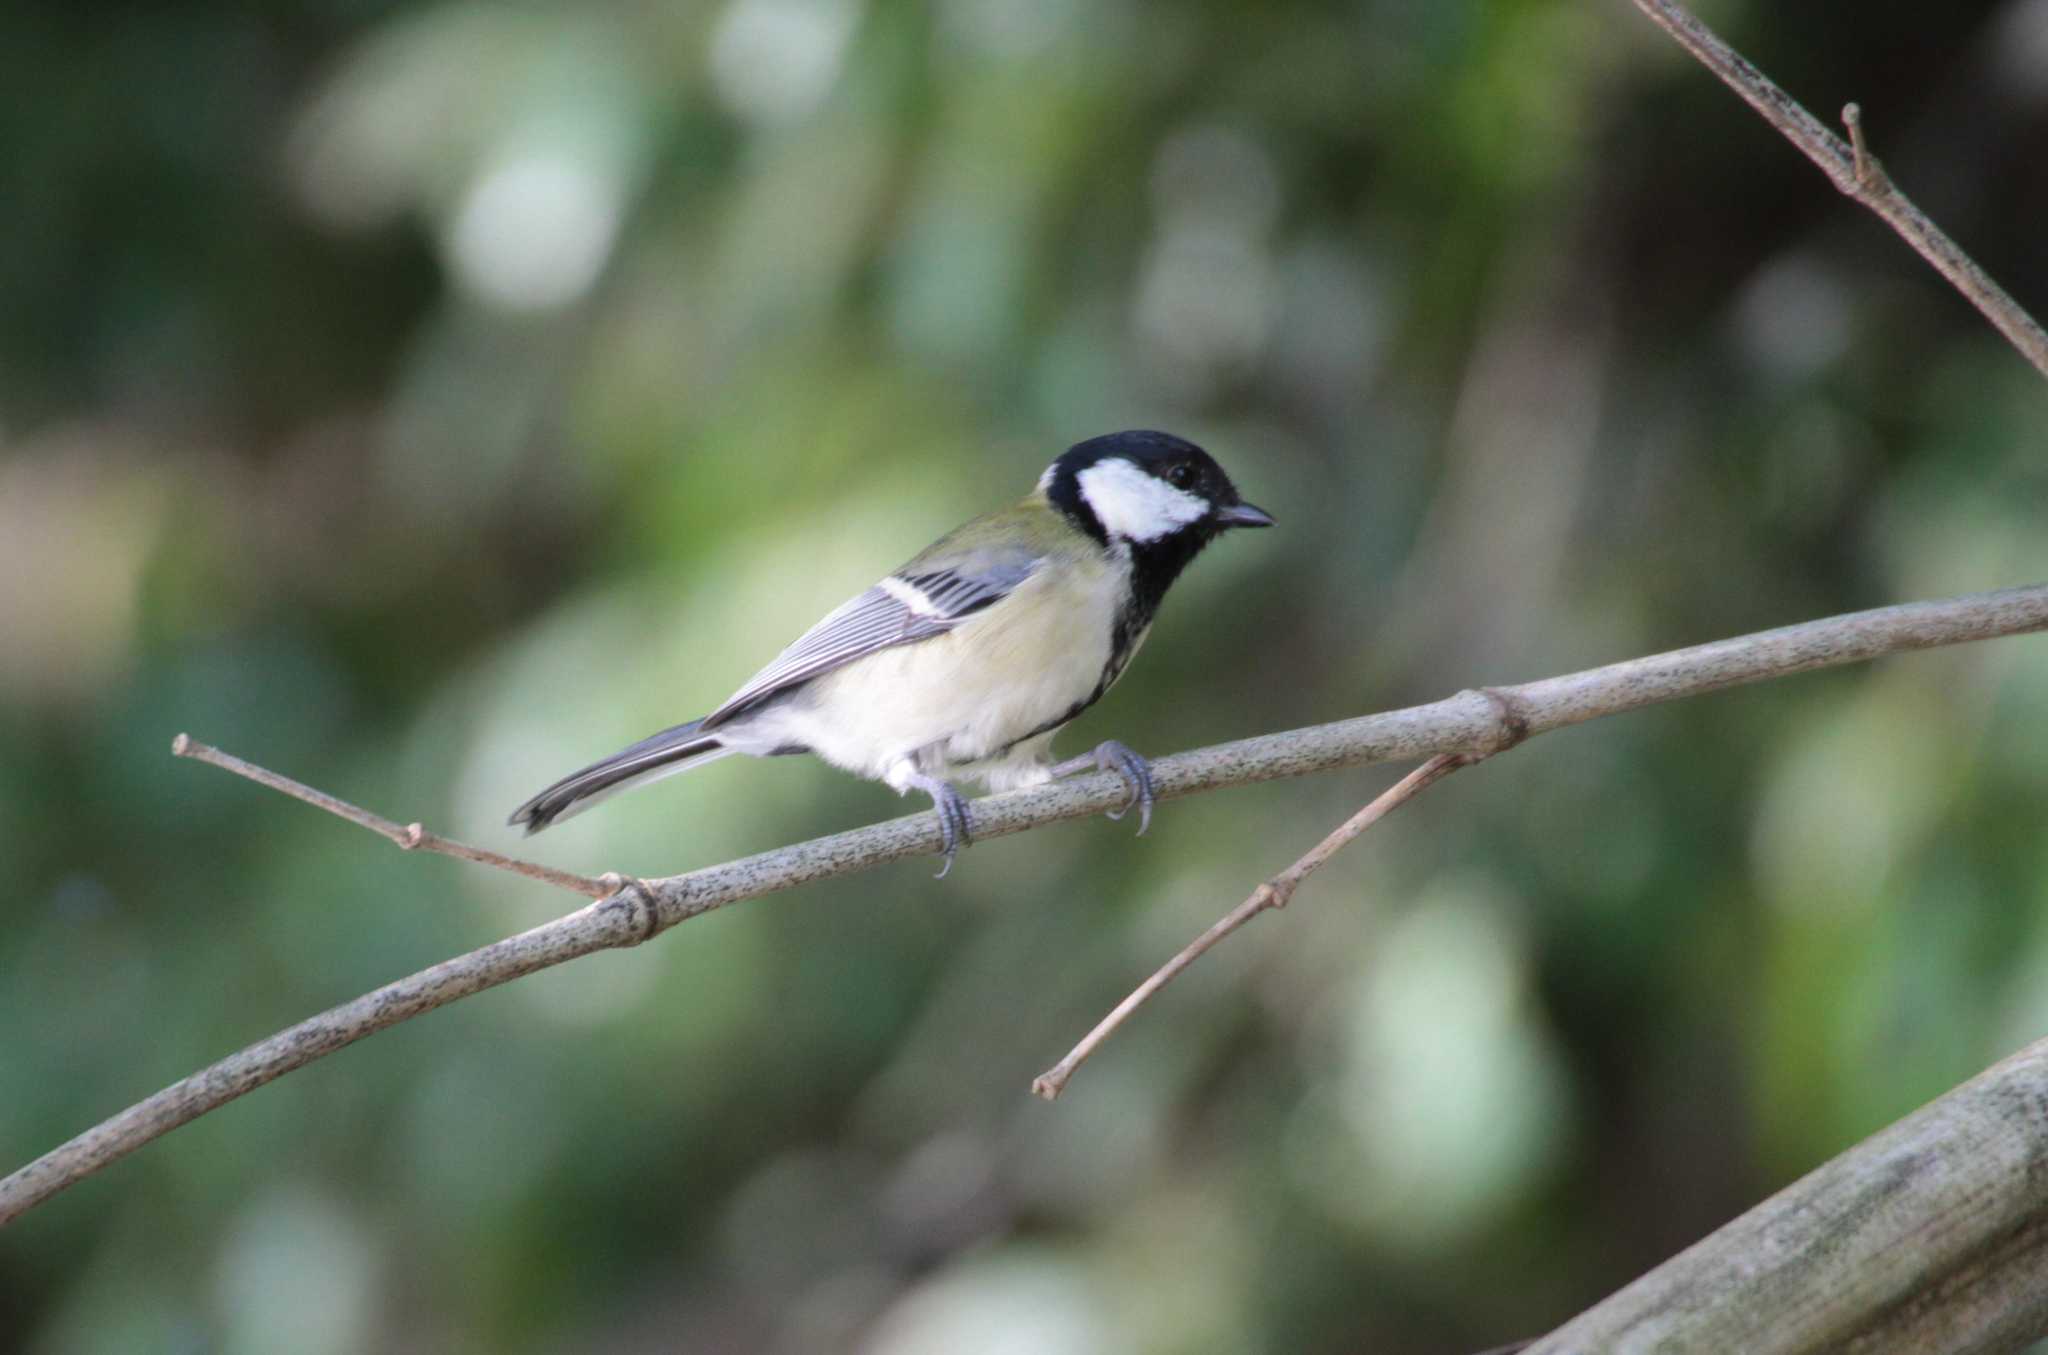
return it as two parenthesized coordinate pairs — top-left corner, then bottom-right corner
(509, 429), (1273, 873)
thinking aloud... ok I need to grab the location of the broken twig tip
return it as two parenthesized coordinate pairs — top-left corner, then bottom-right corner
(171, 733), (192, 757)
(1842, 102), (1873, 184)
(1031, 1074), (1064, 1101)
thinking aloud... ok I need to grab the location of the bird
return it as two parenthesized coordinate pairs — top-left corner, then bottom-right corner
(508, 429), (1274, 874)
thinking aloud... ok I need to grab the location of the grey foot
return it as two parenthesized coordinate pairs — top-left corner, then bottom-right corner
(1052, 739), (1155, 836)
(906, 773), (974, 878)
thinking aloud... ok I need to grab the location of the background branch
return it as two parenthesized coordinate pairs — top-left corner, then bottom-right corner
(1523, 1036), (2048, 1354)
(1630, 0), (2048, 380)
(3, 582), (2044, 1226)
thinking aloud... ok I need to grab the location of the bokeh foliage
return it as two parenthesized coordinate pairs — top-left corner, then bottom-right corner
(4, 1), (2048, 1350)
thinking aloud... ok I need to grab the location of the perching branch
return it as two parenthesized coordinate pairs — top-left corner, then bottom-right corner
(1522, 1036), (2048, 1354)
(1630, 0), (2048, 381)
(1032, 750), (1482, 1100)
(3, 582), (2046, 1226)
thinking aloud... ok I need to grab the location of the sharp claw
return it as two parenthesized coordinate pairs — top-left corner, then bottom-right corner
(1087, 741), (1154, 838)
(920, 777), (972, 879)
(1047, 741), (1157, 837)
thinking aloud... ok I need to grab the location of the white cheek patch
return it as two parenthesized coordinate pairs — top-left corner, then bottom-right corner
(1075, 459), (1209, 542)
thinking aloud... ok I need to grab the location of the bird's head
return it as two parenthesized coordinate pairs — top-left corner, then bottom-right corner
(1039, 430), (1273, 621)
(1041, 430), (1274, 550)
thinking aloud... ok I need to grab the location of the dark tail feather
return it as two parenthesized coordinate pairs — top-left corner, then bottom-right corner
(508, 719), (732, 834)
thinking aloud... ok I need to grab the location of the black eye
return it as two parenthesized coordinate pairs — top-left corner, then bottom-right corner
(1165, 462), (1196, 490)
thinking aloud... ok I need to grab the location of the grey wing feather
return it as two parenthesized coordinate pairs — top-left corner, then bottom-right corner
(701, 547), (1042, 729)
(893, 561), (1028, 618)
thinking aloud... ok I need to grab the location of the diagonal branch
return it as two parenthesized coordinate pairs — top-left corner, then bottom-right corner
(171, 735), (613, 898)
(1032, 750), (1484, 1100)
(1630, 0), (2048, 380)
(3, 582), (2046, 1225)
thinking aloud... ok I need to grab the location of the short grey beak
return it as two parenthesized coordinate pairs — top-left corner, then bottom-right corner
(1216, 501), (1275, 528)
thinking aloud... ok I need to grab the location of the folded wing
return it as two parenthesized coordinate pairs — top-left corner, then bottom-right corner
(701, 547), (1043, 730)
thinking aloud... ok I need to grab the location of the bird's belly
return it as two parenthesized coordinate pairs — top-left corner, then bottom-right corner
(787, 570), (1119, 781)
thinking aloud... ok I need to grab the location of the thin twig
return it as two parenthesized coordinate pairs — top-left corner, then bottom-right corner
(1631, 0), (2048, 381)
(4, 583), (2046, 1225)
(1032, 751), (1479, 1101)
(171, 734), (613, 899)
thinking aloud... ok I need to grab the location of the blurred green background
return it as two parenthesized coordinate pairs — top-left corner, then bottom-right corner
(5, 0), (2048, 1350)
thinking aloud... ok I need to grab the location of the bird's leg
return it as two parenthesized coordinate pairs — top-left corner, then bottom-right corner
(1050, 739), (1155, 836)
(902, 771), (974, 878)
